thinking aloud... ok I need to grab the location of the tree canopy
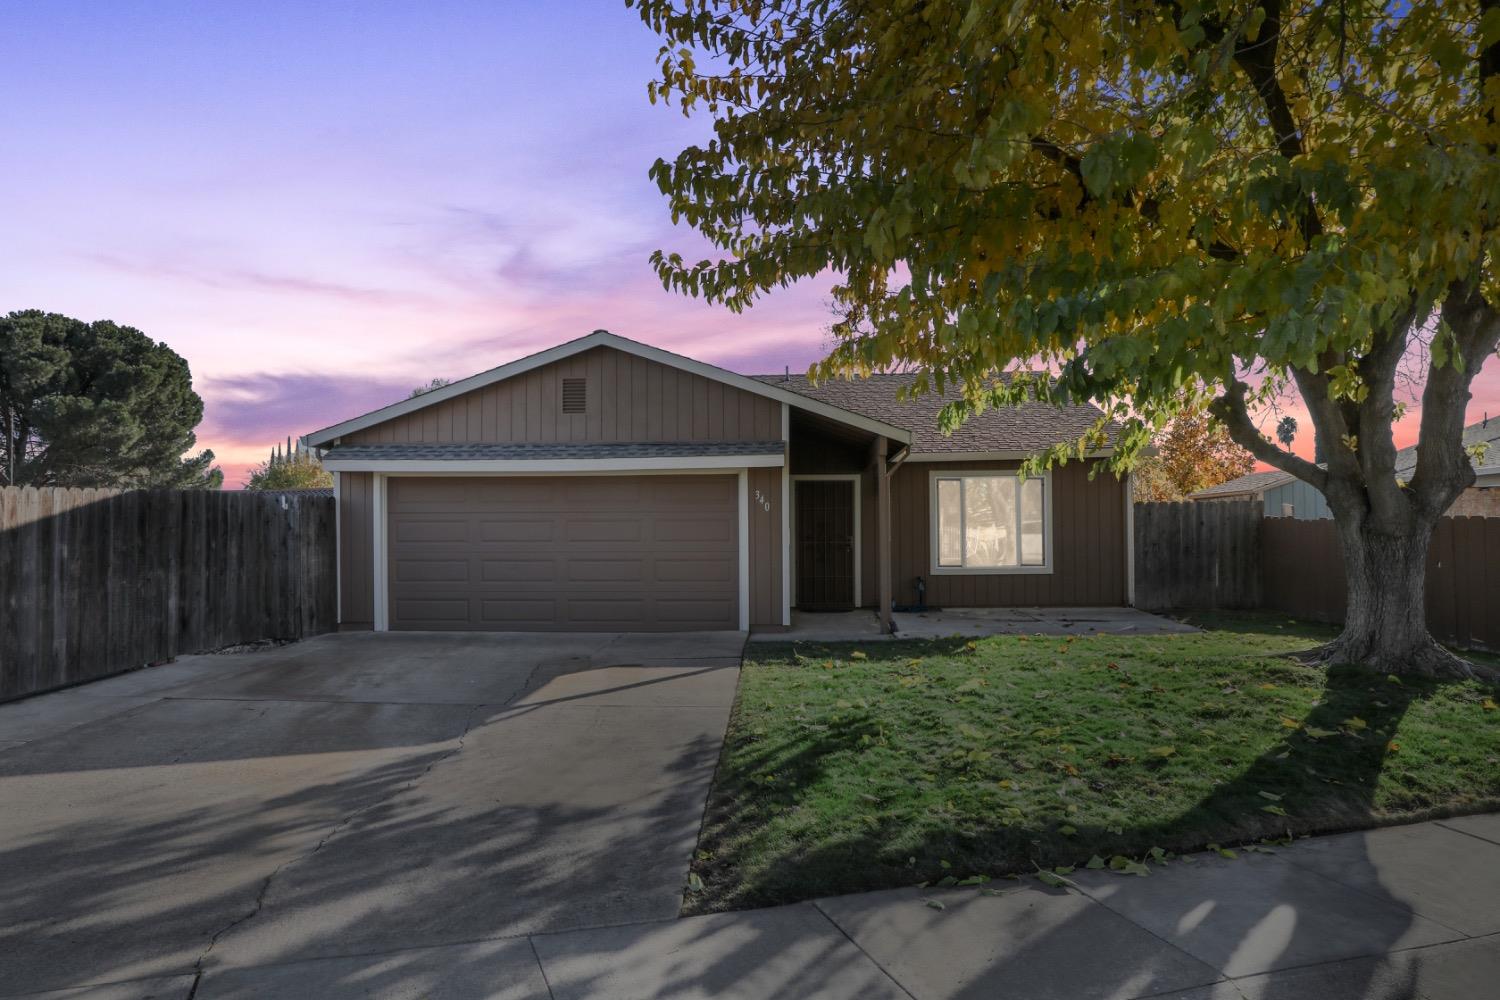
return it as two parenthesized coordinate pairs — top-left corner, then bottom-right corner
(244, 437), (331, 491)
(634, 0), (1500, 675)
(1133, 406), (1255, 501)
(0, 310), (221, 489)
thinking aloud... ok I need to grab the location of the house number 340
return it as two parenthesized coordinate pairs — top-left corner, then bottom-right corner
(752, 489), (773, 513)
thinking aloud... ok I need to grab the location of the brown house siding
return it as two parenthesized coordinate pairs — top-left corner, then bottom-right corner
(338, 471), (375, 628)
(748, 466), (785, 626)
(884, 460), (1127, 608)
(345, 346), (781, 445)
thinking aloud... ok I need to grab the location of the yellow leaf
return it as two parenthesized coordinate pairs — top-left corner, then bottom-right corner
(1148, 746), (1177, 758)
(1280, 717), (1302, 730)
(1482, 698), (1497, 712)
(1343, 717), (1368, 730)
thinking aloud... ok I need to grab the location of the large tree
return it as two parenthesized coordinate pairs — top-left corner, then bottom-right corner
(0, 310), (221, 489)
(633, 0), (1500, 677)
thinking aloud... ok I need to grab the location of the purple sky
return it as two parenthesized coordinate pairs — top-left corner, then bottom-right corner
(4, 1), (1497, 486)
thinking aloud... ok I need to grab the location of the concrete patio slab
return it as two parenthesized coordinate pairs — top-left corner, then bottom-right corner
(1279, 822), (1500, 935)
(196, 937), (548, 1000)
(893, 606), (1199, 638)
(1149, 935), (1500, 1000)
(1071, 849), (1460, 978)
(812, 884), (1221, 1000)
(530, 904), (909, 1000)
(748, 610), (886, 643)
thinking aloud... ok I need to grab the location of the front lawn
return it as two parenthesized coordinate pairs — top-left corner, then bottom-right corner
(687, 612), (1500, 913)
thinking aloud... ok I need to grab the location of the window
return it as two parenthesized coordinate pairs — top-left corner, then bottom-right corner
(561, 377), (587, 414)
(932, 473), (1049, 572)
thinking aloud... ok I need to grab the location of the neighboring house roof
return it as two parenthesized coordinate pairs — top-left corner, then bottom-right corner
(321, 441), (784, 462)
(753, 373), (1115, 455)
(1393, 417), (1500, 480)
(1188, 470), (1296, 500)
(304, 330), (912, 448)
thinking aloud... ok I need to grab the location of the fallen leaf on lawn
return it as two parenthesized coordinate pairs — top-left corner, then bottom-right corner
(850, 650), (868, 661)
(980, 886), (1013, 896)
(687, 873), (704, 893)
(1343, 716), (1368, 731)
(956, 874), (989, 886)
(1303, 726), (1337, 739)
(1216, 847), (1239, 859)
(939, 859), (952, 869)
(1148, 847), (1170, 864)
(924, 899), (946, 910)
(997, 778), (1014, 790)
(1147, 746), (1177, 758)
(1257, 790), (1283, 801)
(1034, 690), (1052, 700)
(1059, 824), (1078, 836)
(1280, 717), (1302, 730)
(956, 677), (987, 692)
(1258, 683), (1277, 690)
(1482, 698), (1498, 712)
(1054, 865), (1075, 874)
(936, 875), (958, 887)
(1261, 805), (1288, 816)
(1085, 855), (1107, 869)
(1387, 740), (1401, 752)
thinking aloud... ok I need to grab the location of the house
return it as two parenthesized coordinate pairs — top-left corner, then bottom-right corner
(1188, 470), (1332, 519)
(1393, 417), (1500, 517)
(303, 331), (1131, 634)
(1189, 416), (1500, 520)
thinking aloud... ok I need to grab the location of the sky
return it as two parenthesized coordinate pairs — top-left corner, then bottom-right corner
(3, 0), (1498, 487)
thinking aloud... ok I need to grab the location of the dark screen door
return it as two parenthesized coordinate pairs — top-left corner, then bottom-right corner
(795, 479), (856, 611)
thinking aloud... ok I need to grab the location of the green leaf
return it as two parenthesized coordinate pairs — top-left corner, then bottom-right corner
(1085, 855), (1107, 869)
(925, 898), (946, 910)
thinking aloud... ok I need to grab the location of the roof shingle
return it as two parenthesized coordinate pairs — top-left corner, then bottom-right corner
(321, 441), (785, 462)
(753, 373), (1113, 454)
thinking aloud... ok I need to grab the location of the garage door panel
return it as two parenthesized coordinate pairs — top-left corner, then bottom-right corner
(479, 558), (559, 583)
(565, 558), (645, 583)
(656, 518), (735, 544)
(479, 519), (556, 542)
(393, 559), (471, 583)
(565, 518), (645, 543)
(393, 519), (470, 543)
(388, 475), (739, 631)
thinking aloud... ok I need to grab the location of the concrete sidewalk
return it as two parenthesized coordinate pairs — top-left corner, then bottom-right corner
(65, 812), (1493, 999)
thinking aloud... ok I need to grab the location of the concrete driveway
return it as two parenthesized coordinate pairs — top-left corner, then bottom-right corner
(0, 630), (744, 997)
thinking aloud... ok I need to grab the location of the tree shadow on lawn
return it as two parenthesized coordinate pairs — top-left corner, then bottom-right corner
(696, 656), (1500, 998)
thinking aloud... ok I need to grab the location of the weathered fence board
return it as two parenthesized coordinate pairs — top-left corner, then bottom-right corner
(1133, 500), (1263, 611)
(0, 487), (336, 702)
(1136, 501), (1500, 652)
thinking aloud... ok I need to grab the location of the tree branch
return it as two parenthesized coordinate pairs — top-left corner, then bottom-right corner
(1210, 379), (1328, 492)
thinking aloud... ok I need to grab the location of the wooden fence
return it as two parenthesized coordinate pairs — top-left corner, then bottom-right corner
(0, 487), (336, 702)
(1133, 501), (1263, 611)
(1135, 500), (1500, 651)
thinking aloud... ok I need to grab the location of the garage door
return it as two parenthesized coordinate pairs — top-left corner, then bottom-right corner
(386, 475), (739, 631)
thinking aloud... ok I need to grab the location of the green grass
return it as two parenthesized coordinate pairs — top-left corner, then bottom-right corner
(686, 612), (1500, 913)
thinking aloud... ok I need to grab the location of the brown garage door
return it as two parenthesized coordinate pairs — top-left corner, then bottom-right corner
(387, 475), (739, 631)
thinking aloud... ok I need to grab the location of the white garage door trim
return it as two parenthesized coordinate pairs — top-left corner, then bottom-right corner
(371, 466), (759, 632)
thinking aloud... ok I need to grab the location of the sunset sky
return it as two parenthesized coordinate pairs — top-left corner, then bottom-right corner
(4, 1), (1498, 487)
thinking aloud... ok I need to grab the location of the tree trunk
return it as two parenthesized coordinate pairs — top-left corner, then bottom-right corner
(1318, 512), (1477, 679)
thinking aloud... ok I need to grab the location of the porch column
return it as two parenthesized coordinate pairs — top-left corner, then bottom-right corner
(872, 437), (893, 633)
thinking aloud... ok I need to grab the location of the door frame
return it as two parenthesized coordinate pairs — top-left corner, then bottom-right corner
(789, 474), (862, 610)
(372, 467), (754, 632)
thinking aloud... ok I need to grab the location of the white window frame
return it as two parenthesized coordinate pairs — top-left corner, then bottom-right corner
(928, 469), (1053, 575)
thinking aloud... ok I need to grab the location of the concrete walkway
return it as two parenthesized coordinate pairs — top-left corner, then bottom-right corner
(12, 814), (1497, 998)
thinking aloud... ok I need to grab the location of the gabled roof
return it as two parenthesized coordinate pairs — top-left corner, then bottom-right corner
(755, 373), (1116, 455)
(322, 441), (783, 462)
(1188, 470), (1295, 500)
(304, 330), (911, 448)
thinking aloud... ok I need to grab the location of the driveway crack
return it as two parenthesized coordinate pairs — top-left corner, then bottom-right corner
(185, 701), (488, 994)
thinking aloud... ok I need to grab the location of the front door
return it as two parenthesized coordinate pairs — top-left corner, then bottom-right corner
(794, 479), (856, 611)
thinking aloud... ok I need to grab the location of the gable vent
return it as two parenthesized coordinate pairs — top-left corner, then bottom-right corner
(561, 377), (587, 414)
